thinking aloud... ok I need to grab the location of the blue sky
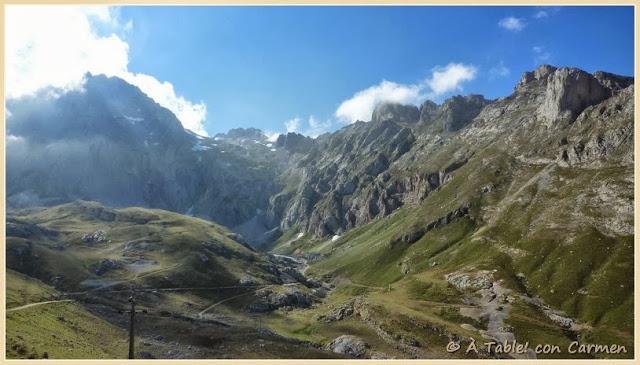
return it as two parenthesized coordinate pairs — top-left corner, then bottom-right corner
(118, 6), (634, 136)
(7, 6), (635, 137)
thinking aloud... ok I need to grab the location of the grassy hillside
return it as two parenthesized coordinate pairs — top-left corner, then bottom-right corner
(7, 200), (275, 292)
(6, 201), (343, 359)
(6, 270), (130, 359)
(265, 142), (633, 359)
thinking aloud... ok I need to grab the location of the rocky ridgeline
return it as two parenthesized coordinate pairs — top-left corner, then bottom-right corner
(6, 65), (634, 245)
(269, 65), (633, 239)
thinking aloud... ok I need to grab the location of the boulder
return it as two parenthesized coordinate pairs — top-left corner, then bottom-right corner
(445, 271), (493, 291)
(326, 335), (368, 357)
(82, 230), (108, 244)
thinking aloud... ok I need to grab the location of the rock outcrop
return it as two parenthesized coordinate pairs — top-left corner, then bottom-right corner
(538, 67), (610, 123)
(326, 335), (368, 358)
(276, 132), (315, 154)
(419, 94), (491, 132)
(82, 230), (108, 244)
(371, 102), (420, 124)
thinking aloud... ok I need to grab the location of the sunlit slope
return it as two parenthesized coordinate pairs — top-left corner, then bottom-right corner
(6, 269), (130, 359)
(271, 140), (633, 358)
(7, 200), (278, 293)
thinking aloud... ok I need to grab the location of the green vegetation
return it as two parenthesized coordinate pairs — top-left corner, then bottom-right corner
(6, 270), (129, 359)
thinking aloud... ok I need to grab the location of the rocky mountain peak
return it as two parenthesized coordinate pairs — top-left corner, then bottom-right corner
(517, 64), (558, 90)
(371, 102), (420, 124)
(275, 132), (315, 154)
(537, 67), (611, 123)
(534, 64), (558, 80)
(418, 100), (438, 124)
(216, 127), (268, 142)
(439, 94), (491, 132)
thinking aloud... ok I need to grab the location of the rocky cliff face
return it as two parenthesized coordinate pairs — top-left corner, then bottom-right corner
(432, 94), (492, 131)
(537, 67), (610, 123)
(269, 65), (633, 240)
(272, 120), (417, 236)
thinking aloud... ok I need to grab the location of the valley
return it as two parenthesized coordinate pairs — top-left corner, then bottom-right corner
(6, 64), (634, 359)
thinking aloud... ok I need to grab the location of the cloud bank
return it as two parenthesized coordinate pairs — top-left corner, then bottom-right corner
(334, 63), (477, 124)
(6, 5), (208, 136)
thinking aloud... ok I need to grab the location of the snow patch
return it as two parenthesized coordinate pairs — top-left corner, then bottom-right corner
(332, 235), (341, 242)
(192, 142), (212, 152)
(123, 115), (144, 123)
(270, 148), (277, 152)
(296, 233), (304, 239)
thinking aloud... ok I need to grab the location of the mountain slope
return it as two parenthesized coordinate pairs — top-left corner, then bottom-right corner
(266, 65), (633, 358)
(7, 75), (285, 240)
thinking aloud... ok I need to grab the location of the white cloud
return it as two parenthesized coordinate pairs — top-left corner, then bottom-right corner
(6, 5), (208, 136)
(121, 73), (208, 136)
(426, 63), (477, 96)
(335, 80), (423, 124)
(489, 61), (510, 78)
(334, 63), (476, 124)
(285, 117), (301, 133)
(281, 115), (332, 138)
(264, 131), (280, 142)
(498, 17), (525, 32)
(533, 10), (548, 19)
(6, 6), (128, 98)
(304, 116), (332, 138)
(532, 46), (551, 64)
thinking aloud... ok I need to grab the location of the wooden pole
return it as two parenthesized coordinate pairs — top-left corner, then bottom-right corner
(128, 295), (135, 359)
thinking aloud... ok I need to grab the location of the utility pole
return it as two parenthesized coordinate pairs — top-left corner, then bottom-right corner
(128, 294), (136, 359)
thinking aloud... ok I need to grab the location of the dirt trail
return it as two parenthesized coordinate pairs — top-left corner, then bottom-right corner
(460, 280), (536, 359)
(198, 291), (257, 317)
(71, 263), (183, 295)
(7, 299), (74, 313)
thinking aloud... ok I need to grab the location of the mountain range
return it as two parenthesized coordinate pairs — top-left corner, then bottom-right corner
(6, 64), (634, 359)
